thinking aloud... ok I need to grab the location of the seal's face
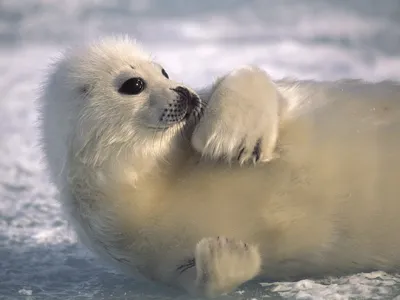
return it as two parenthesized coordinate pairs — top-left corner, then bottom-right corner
(68, 38), (202, 134)
(113, 62), (201, 130)
(41, 37), (203, 171)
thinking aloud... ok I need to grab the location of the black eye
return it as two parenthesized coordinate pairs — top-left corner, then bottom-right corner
(161, 68), (169, 79)
(118, 78), (145, 95)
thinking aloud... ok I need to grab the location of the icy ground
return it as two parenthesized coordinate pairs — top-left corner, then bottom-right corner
(1, 0), (400, 299)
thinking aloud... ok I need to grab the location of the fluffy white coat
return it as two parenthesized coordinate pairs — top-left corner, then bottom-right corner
(39, 36), (400, 298)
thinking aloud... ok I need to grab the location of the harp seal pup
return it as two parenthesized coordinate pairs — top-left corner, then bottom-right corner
(39, 36), (400, 298)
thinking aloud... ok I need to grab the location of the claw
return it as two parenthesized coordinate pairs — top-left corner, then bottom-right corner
(252, 139), (262, 162)
(237, 138), (263, 165)
(177, 258), (196, 274)
(237, 147), (245, 161)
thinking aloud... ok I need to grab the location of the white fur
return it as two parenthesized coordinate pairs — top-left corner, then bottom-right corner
(39, 36), (400, 298)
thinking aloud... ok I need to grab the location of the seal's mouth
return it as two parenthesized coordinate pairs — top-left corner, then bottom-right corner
(162, 87), (203, 125)
(184, 93), (203, 120)
(150, 87), (204, 131)
(172, 87), (202, 119)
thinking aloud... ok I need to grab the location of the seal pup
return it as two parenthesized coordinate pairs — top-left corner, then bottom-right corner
(40, 36), (400, 298)
(39, 37), (265, 297)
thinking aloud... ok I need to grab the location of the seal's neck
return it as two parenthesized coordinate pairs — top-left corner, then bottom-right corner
(69, 124), (196, 189)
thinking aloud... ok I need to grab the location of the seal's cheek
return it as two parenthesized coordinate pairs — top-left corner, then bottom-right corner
(147, 89), (179, 114)
(147, 93), (163, 108)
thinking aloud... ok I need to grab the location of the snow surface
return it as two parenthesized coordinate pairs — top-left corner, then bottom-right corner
(1, 0), (400, 299)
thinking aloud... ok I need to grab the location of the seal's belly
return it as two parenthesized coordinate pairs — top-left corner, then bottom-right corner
(145, 82), (400, 275)
(272, 84), (400, 249)
(283, 86), (400, 200)
(170, 91), (400, 238)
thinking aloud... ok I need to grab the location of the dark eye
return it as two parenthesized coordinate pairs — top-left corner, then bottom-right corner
(118, 78), (145, 95)
(161, 68), (169, 79)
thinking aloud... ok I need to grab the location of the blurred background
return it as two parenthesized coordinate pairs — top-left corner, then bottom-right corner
(1, 0), (400, 299)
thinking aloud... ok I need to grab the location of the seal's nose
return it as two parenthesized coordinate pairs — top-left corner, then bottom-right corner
(171, 86), (200, 115)
(172, 86), (193, 104)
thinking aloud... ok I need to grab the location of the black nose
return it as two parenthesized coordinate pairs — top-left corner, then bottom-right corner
(172, 86), (193, 103)
(171, 86), (201, 118)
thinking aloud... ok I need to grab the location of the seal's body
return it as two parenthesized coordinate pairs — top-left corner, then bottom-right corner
(40, 37), (400, 298)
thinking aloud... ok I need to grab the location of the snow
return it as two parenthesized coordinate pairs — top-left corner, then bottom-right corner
(1, 0), (400, 299)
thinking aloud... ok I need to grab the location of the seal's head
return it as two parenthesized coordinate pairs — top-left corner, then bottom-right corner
(40, 36), (202, 184)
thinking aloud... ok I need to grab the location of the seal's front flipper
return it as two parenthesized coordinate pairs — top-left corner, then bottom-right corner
(191, 66), (280, 165)
(176, 236), (261, 298)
